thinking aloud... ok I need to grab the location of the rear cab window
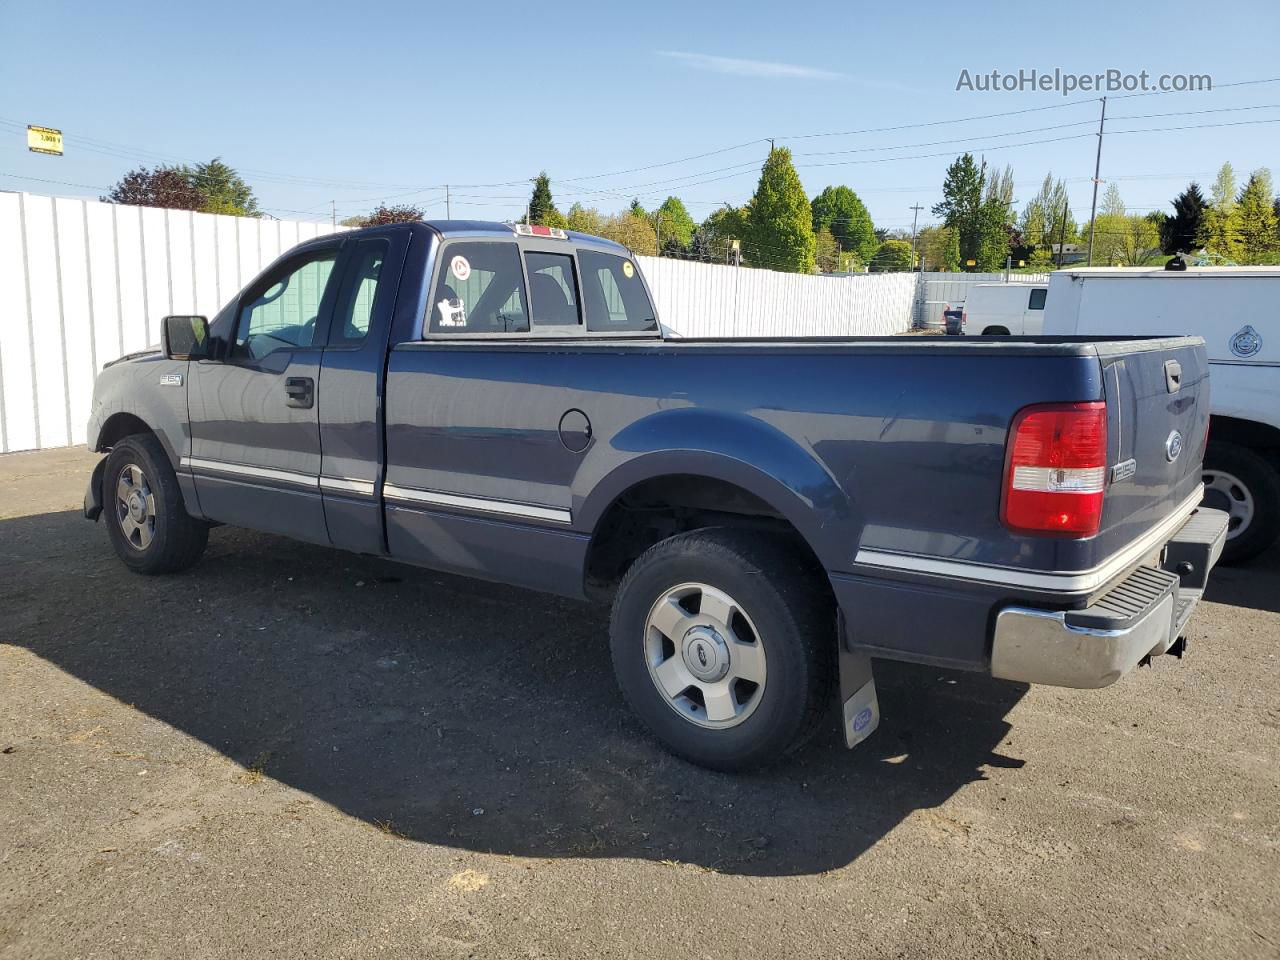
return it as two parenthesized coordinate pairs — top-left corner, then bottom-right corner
(578, 250), (657, 333)
(1028, 288), (1047, 310)
(428, 241), (529, 334)
(424, 232), (658, 339)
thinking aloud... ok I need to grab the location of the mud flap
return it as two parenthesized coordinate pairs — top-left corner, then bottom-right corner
(839, 647), (879, 748)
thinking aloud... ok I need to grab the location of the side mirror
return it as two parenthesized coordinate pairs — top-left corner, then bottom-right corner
(163, 315), (211, 360)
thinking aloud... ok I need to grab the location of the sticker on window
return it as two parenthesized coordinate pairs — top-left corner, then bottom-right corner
(436, 298), (467, 327)
(450, 255), (472, 282)
(621, 260), (634, 279)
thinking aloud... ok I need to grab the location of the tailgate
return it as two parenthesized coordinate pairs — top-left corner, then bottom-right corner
(1096, 338), (1210, 555)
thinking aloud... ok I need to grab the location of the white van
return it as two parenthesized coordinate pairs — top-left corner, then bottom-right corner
(960, 283), (1049, 336)
(1043, 266), (1279, 563)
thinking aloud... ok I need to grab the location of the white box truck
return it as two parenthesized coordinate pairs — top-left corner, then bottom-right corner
(1043, 266), (1278, 563)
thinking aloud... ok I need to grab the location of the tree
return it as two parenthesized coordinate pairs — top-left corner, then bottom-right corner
(814, 227), (841, 273)
(1160, 182), (1208, 254)
(932, 153), (985, 266)
(1019, 172), (1075, 259)
(810, 185), (876, 261)
(744, 147), (815, 273)
(655, 196), (695, 252)
(566, 203), (604, 236)
(916, 225), (954, 271)
(178, 158), (259, 216)
(360, 204), (425, 226)
(869, 238), (914, 271)
(598, 211), (658, 255)
(694, 205), (749, 262)
(102, 166), (207, 210)
(1203, 162), (1242, 261)
(1235, 169), (1279, 264)
(526, 172), (562, 226)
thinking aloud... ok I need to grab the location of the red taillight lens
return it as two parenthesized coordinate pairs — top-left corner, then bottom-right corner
(1002, 402), (1108, 537)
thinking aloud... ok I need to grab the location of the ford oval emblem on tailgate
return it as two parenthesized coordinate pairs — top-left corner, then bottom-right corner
(1165, 430), (1184, 462)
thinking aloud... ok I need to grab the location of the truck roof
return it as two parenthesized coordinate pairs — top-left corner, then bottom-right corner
(338, 219), (634, 257)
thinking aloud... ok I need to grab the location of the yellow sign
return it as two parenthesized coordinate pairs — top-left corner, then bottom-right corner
(965, 259), (976, 266)
(27, 125), (63, 156)
(621, 260), (634, 279)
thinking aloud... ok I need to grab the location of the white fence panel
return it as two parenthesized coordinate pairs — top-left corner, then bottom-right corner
(1, 192), (920, 453)
(0, 192), (347, 453)
(638, 256), (917, 339)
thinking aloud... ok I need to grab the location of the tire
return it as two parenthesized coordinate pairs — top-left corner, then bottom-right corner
(103, 433), (208, 574)
(1202, 441), (1280, 565)
(609, 528), (835, 771)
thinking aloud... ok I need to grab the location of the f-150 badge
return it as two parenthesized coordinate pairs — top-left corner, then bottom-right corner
(1230, 324), (1261, 358)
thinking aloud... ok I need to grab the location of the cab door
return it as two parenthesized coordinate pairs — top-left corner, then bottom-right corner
(317, 230), (409, 553)
(186, 239), (346, 544)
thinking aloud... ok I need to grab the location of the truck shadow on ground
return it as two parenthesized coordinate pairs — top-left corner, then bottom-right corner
(7, 509), (1033, 877)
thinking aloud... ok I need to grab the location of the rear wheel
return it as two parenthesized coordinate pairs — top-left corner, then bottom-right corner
(609, 528), (834, 771)
(104, 434), (208, 574)
(981, 326), (1010, 336)
(1202, 441), (1280, 564)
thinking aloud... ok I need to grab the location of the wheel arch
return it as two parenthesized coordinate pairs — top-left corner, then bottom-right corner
(577, 409), (853, 597)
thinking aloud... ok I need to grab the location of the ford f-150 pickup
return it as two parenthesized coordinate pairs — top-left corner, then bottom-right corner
(83, 220), (1229, 770)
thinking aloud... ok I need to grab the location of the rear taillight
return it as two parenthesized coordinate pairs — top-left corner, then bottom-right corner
(1002, 402), (1108, 537)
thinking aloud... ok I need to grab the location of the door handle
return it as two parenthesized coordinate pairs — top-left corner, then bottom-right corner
(285, 376), (314, 409)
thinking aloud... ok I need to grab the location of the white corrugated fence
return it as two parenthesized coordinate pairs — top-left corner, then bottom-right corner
(2, 191), (922, 453)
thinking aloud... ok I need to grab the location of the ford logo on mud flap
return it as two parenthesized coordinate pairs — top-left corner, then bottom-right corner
(1165, 430), (1184, 463)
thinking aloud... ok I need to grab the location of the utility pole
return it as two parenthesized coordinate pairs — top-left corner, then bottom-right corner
(1056, 198), (1070, 268)
(445, 184), (451, 219)
(331, 200), (336, 229)
(909, 204), (924, 270)
(1086, 96), (1107, 266)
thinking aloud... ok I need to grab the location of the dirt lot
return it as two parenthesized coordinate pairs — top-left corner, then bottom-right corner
(2, 446), (1277, 959)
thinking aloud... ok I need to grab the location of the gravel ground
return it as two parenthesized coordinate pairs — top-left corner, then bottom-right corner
(2, 446), (1277, 960)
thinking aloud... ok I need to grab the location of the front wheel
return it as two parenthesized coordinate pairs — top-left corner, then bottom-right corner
(609, 529), (834, 771)
(1202, 441), (1280, 565)
(103, 434), (208, 574)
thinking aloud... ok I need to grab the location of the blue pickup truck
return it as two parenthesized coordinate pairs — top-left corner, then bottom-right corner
(83, 220), (1228, 770)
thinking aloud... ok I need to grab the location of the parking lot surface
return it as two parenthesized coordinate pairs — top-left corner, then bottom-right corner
(2, 446), (1277, 959)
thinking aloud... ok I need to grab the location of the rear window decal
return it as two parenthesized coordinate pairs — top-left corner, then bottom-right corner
(436, 298), (467, 327)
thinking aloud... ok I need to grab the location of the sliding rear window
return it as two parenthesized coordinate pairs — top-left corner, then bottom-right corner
(578, 250), (657, 333)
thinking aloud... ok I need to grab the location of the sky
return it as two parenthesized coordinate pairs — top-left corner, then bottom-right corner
(2, 0), (1278, 234)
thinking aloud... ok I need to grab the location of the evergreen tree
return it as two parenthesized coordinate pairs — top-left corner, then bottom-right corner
(178, 158), (259, 216)
(1235, 169), (1279, 265)
(744, 148), (815, 273)
(527, 172), (562, 226)
(932, 154), (985, 265)
(1160, 182), (1208, 254)
(810, 185), (876, 261)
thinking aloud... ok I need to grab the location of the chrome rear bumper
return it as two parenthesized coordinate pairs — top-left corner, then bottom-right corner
(991, 507), (1229, 689)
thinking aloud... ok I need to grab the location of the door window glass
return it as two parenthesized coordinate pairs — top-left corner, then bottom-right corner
(578, 250), (657, 332)
(525, 251), (581, 327)
(429, 242), (528, 334)
(235, 249), (338, 358)
(331, 240), (387, 346)
(1028, 288), (1047, 310)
